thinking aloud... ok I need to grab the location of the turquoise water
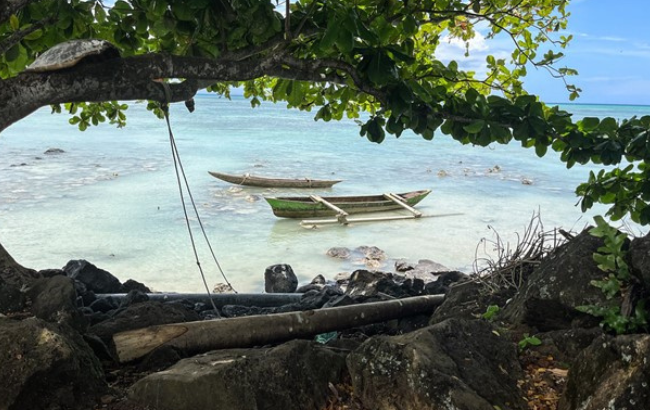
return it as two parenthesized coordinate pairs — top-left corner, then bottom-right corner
(1, 97), (648, 292)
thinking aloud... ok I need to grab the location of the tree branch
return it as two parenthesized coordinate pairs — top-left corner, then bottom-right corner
(0, 51), (386, 132)
(0, 0), (37, 24)
(0, 15), (55, 55)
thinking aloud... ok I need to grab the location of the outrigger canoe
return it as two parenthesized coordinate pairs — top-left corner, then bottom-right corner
(264, 189), (431, 220)
(208, 171), (342, 188)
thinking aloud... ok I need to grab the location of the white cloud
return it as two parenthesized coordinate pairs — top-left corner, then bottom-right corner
(435, 31), (512, 78)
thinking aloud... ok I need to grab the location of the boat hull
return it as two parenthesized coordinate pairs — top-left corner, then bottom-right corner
(265, 190), (431, 218)
(208, 171), (342, 188)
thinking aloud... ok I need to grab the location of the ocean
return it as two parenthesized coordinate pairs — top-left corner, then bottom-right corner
(1, 96), (648, 292)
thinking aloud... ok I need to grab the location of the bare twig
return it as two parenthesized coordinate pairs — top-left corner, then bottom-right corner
(471, 211), (570, 293)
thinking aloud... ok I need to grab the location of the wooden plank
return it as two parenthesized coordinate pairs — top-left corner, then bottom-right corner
(301, 214), (420, 226)
(383, 193), (422, 217)
(309, 195), (349, 223)
(300, 212), (465, 227)
(113, 295), (445, 363)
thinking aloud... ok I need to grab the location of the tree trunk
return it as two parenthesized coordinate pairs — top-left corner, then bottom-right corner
(113, 294), (444, 363)
(0, 242), (40, 286)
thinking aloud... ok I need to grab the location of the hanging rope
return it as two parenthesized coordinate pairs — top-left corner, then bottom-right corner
(158, 83), (237, 315)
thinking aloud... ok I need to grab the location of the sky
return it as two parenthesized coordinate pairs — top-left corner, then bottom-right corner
(439, 0), (650, 106)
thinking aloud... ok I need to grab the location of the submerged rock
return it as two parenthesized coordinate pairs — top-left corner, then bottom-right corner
(44, 147), (65, 154)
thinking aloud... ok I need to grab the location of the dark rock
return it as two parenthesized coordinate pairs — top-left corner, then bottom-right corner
(536, 327), (603, 365)
(87, 311), (110, 326)
(122, 279), (151, 293)
(429, 280), (515, 325)
(311, 274), (326, 284)
(0, 243), (41, 287)
(501, 229), (614, 331)
(62, 259), (124, 294)
(221, 305), (266, 318)
(296, 283), (323, 293)
(129, 339), (348, 410)
(138, 345), (183, 372)
(89, 296), (119, 313)
(559, 334), (650, 410)
(423, 270), (468, 294)
(299, 286), (344, 309)
(345, 269), (427, 299)
(347, 319), (526, 410)
(264, 264), (298, 293)
(199, 309), (221, 320)
(39, 268), (65, 278)
(0, 276), (25, 313)
(89, 301), (200, 345)
(345, 270), (389, 297)
(80, 289), (97, 307)
(323, 294), (357, 308)
(627, 232), (650, 291)
(44, 147), (66, 154)
(0, 317), (105, 410)
(119, 289), (149, 308)
(27, 276), (87, 331)
(296, 274), (336, 293)
(83, 333), (115, 362)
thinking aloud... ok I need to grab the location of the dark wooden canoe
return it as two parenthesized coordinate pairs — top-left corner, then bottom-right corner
(264, 189), (431, 219)
(208, 171), (342, 188)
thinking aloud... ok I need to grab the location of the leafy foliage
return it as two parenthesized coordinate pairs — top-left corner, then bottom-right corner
(576, 216), (648, 334)
(0, 1), (649, 225)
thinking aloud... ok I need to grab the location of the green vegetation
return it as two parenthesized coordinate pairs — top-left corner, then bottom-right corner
(518, 334), (542, 350)
(577, 216), (648, 334)
(482, 305), (500, 321)
(1, 1), (650, 225)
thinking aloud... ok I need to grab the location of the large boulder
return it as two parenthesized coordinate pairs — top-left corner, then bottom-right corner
(63, 259), (124, 294)
(627, 232), (650, 291)
(0, 275), (26, 314)
(27, 275), (87, 331)
(0, 242), (41, 287)
(559, 334), (650, 410)
(429, 281), (514, 325)
(500, 229), (612, 331)
(129, 339), (349, 410)
(0, 317), (105, 410)
(264, 264), (298, 293)
(347, 319), (526, 410)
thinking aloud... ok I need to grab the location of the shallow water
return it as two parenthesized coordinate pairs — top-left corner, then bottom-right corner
(1, 97), (648, 292)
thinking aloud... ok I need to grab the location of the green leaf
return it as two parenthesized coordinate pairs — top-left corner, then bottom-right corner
(463, 119), (485, 134)
(9, 14), (19, 31)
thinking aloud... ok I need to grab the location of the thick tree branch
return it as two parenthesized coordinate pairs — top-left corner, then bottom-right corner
(0, 52), (385, 132)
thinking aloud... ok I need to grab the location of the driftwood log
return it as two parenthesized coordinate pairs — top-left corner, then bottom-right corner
(113, 294), (444, 362)
(96, 292), (303, 308)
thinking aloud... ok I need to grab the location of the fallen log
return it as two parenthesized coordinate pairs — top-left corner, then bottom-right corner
(96, 292), (303, 308)
(113, 294), (444, 363)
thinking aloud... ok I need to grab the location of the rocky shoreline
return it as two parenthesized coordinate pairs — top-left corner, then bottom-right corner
(1, 229), (649, 410)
